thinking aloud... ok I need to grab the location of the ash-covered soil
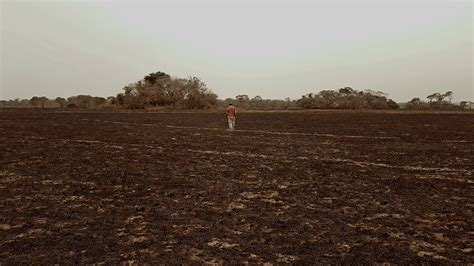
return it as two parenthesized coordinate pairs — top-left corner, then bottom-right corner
(0, 109), (473, 264)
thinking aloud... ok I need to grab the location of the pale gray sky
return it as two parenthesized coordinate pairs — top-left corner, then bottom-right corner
(1, 0), (473, 102)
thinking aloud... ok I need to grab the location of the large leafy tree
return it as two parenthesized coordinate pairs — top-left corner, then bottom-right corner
(120, 72), (217, 109)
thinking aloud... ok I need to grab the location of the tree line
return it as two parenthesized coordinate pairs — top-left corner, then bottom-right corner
(405, 91), (472, 110)
(221, 95), (297, 110)
(0, 72), (218, 110)
(0, 95), (110, 109)
(1, 71), (472, 110)
(296, 87), (400, 110)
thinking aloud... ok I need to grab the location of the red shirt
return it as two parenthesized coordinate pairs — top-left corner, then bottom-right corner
(226, 106), (237, 117)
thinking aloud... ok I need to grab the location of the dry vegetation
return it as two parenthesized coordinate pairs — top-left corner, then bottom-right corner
(0, 109), (473, 264)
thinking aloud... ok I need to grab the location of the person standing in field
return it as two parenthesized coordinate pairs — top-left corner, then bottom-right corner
(226, 103), (237, 131)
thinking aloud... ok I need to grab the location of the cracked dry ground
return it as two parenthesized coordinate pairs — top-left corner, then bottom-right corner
(0, 109), (473, 264)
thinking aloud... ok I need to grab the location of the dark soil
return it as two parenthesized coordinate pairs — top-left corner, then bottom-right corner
(0, 109), (473, 264)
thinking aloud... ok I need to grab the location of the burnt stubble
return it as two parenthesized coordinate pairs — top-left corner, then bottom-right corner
(0, 109), (472, 264)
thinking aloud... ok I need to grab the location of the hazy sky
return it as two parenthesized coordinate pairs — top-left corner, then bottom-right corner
(1, 0), (473, 102)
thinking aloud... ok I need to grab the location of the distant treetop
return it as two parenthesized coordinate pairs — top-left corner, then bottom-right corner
(144, 71), (171, 85)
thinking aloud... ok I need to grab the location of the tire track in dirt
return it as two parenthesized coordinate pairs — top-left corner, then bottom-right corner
(78, 119), (399, 140)
(166, 125), (400, 140)
(3, 136), (470, 182)
(186, 149), (473, 182)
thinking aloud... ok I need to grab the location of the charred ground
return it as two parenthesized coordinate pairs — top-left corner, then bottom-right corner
(0, 109), (473, 264)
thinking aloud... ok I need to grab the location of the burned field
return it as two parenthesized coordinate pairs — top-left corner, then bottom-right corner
(0, 109), (473, 264)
